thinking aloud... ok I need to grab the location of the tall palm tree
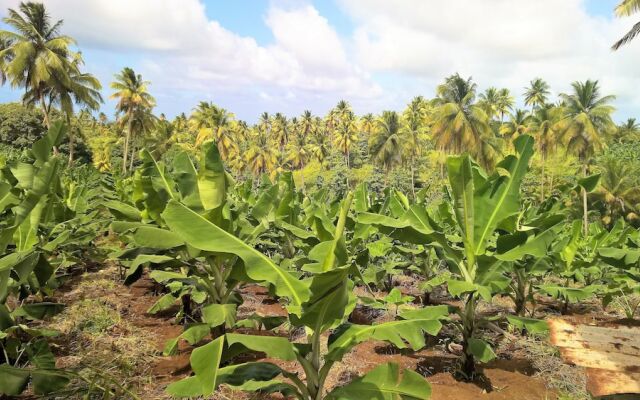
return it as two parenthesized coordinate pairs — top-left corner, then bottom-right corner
(478, 87), (500, 120)
(402, 96), (428, 196)
(44, 52), (103, 165)
(556, 80), (616, 235)
(0, 2), (75, 128)
(370, 111), (403, 175)
(499, 109), (531, 149)
(496, 88), (514, 123)
(310, 128), (330, 167)
(190, 101), (236, 159)
(246, 129), (276, 178)
(524, 78), (550, 111)
(594, 157), (640, 226)
(614, 118), (640, 143)
(359, 113), (375, 136)
(332, 109), (358, 185)
(529, 105), (561, 201)
(431, 73), (496, 169)
(110, 67), (155, 174)
(272, 112), (289, 151)
(612, 0), (640, 50)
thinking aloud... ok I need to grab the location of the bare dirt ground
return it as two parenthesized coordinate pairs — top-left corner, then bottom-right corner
(28, 264), (624, 400)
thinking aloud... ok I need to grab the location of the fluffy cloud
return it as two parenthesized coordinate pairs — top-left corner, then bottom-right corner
(339, 0), (640, 118)
(0, 0), (380, 119)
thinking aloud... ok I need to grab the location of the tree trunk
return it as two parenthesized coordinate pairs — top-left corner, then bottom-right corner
(582, 163), (588, 237)
(122, 114), (133, 174)
(345, 148), (350, 188)
(410, 157), (416, 200)
(129, 143), (136, 172)
(67, 115), (75, 166)
(540, 153), (545, 202)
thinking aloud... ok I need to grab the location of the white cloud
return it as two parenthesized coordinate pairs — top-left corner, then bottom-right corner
(340, 0), (640, 119)
(0, 0), (381, 119)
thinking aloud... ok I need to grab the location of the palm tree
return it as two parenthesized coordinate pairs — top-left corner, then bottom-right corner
(529, 105), (561, 201)
(612, 0), (640, 50)
(359, 113), (375, 136)
(44, 53), (103, 165)
(556, 80), (616, 235)
(496, 88), (514, 123)
(370, 111), (403, 176)
(614, 118), (640, 143)
(333, 110), (357, 168)
(190, 101), (236, 159)
(524, 78), (550, 111)
(110, 67), (155, 174)
(499, 109), (531, 149)
(478, 87), (500, 120)
(310, 129), (331, 167)
(246, 129), (276, 178)
(0, 2), (76, 128)
(431, 73), (496, 170)
(272, 112), (289, 151)
(594, 157), (640, 226)
(402, 97), (428, 196)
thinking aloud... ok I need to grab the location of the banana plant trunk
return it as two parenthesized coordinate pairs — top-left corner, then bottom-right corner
(460, 293), (478, 377)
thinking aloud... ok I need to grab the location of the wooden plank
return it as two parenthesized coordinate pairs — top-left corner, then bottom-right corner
(549, 318), (640, 397)
(585, 369), (640, 397)
(548, 318), (640, 356)
(558, 348), (640, 373)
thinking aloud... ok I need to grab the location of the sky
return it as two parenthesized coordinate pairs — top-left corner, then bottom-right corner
(0, 0), (639, 123)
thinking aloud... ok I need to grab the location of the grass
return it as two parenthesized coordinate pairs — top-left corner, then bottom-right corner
(515, 334), (590, 400)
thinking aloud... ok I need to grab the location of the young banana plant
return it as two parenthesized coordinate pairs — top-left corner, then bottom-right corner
(164, 192), (447, 399)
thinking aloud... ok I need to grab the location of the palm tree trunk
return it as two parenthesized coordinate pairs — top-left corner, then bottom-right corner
(122, 113), (133, 174)
(582, 163), (589, 237)
(40, 92), (51, 130)
(67, 115), (75, 166)
(540, 153), (545, 202)
(345, 148), (350, 188)
(129, 143), (136, 172)
(410, 159), (416, 200)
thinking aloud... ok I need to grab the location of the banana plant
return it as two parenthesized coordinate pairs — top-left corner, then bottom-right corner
(163, 191), (447, 399)
(0, 122), (74, 396)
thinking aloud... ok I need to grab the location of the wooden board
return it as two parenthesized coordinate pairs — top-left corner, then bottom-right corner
(548, 318), (640, 397)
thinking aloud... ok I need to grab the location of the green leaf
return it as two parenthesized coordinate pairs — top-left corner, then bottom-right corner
(12, 303), (64, 320)
(467, 338), (496, 363)
(162, 200), (309, 307)
(202, 304), (237, 328)
(328, 318), (442, 361)
(0, 365), (30, 395)
(447, 134), (534, 258)
(147, 293), (177, 314)
(31, 121), (66, 164)
(325, 363), (431, 400)
(163, 323), (210, 356)
(166, 336), (224, 398)
(225, 333), (298, 361)
(576, 174), (601, 192)
(197, 141), (226, 210)
(506, 316), (549, 334)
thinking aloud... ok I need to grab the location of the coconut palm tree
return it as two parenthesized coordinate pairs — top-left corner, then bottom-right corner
(370, 111), (403, 176)
(478, 87), (500, 120)
(529, 105), (561, 200)
(272, 112), (289, 151)
(246, 129), (277, 177)
(359, 113), (375, 136)
(524, 78), (550, 111)
(614, 118), (640, 143)
(594, 157), (640, 226)
(431, 73), (496, 169)
(402, 96), (428, 196)
(612, 0), (640, 50)
(190, 101), (236, 159)
(496, 88), (514, 123)
(499, 109), (532, 150)
(556, 80), (616, 235)
(42, 52), (103, 165)
(110, 67), (155, 174)
(0, 2), (76, 128)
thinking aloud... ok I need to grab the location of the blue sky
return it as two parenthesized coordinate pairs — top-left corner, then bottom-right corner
(1, 0), (639, 122)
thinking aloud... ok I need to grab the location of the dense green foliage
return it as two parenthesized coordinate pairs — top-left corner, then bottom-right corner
(0, 1), (639, 399)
